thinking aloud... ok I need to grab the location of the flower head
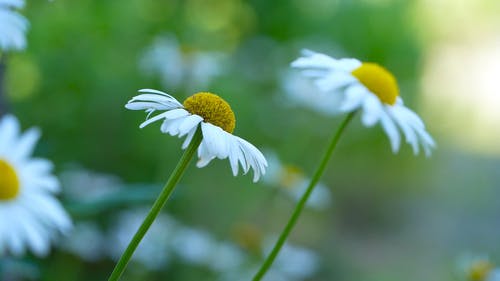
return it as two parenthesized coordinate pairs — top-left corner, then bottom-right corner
(0, 115), (72, 257)
(458, 254), (500, 281)
(292, 49), (436, 156)
(125, 89), (267, 182)
(0, 0), (28, 51)
(263, 151), (332, 210)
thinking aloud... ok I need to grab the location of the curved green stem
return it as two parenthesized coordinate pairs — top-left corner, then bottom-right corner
(107, 129), (203, 281)
(252, 112), (356, 281)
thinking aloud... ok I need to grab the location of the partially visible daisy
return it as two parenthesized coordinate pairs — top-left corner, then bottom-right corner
(458, 254), (500, 281)
(125, 89), (268, 182)
(107, 208), (176, 270)
(222, 233), (320, 281)
(0, 0), (28, 51)
(292, 49), (436, 156)
(140, 35), (227, 92)
(0, 115), (72, 257)
(264, 152), (332, 210)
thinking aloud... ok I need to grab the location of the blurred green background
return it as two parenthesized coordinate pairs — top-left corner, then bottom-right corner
(2, 0), (500, 280)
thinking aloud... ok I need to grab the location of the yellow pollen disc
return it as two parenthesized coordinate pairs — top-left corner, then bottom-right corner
(279, 165), (304, 188)
(351, 62), (399, 105)
(0, 159), (20, 201)
(468, 260), (493, 281)
(183, 92), (236, 133)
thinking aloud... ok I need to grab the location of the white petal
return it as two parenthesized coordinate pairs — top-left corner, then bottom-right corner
(13, 127), (40, 160)
(0, 114), (20, 154)
(379, 109), (401, 153)
(201, 123), (229, 159)
(196, 140), (215, 168)
(139, 111), (171, 128)
(234, 136), (268, 182)
(291, 49), (361, 72)
(388, 105), (419, 154)
(361, 94), (383, 127)
(182, 127), (198, 149)
(339, 85), (367, 112)
(161, 115), (190, 136)
(178, 115), (203, 137)
(314, 71), (356, 92)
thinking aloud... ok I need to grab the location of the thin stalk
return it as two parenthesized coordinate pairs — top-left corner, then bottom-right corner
(107, 129), (203, 281)
(252, 112), (356, 281)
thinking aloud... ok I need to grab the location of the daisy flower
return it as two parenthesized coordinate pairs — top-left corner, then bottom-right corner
(140, 35), (227, 92)
(0, 0), (28, 51)
(125, 89), (268, 182)
(291, 49), (436, 156)
(458, 254), (500, 281)
(0, 115), (72, 257)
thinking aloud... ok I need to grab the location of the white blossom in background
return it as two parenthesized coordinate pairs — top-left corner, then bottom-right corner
(0, 115), (72, 257)
(221, 235), (320, 281)
(458, 254), (500, 281)
(0, 0), (28, 51)
(140, 35), (227, 92)
(170, 227), (215, 265)
(264, 151), (332, 210)
(107, 208), (177, 270)
(292, 49), (435, 156)
(60, 168), (123, 202)
(62, 221), (106, 262)
(269, 242), (320, 280)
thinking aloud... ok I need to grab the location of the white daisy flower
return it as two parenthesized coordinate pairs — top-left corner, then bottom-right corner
(0, 114), (72, 257)
(140, 35), (227, 92)
(264, 152), (332, 210)
(0, 0), (28, 51)
(458, 254), (500, 281)
(125, 89), (268, 182)
(107, 208), (176, 270)
(291, 49), (436, 156)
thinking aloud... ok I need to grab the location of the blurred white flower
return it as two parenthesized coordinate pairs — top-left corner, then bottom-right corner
(292, 49), (435, 156)
(107, 208), (177, 270)
(60, 168), (122, 202)
(458, 254), (500, 281)
(489, 269), (500, 281)
(221, 235), (320, 281)
(262, 237), (320, 280)
(0, 114), (72, 257)
(170, 227), (215, 265)
(207, 241), (246, 273)
(62, 221), (106, 262)
(140, 35), (227, 92)
(0, 0), (28, 51)
(126, 89), (268, 182)
(264, 151), (332, 210)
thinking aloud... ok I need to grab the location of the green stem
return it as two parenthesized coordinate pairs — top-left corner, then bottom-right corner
(252, 112), (356, 281)
(107, 129), (203, 281)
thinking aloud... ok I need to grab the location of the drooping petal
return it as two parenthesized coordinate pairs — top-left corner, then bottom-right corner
(178, 115), (203, 137)
(201, 123), (229, 159)
(387, 105), (420, 155)
(234, 135), (268, 182)
(361, 93), (383, 127)
(339, 85), (367, 112)
(379, 109), (401, 153)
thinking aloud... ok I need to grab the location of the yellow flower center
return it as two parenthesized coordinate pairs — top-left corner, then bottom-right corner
(0, 159), (20, 201)
(279, 165), (304, 188)
(351, 62), (399, 105)
(183, 92), (236, 133)
(468, 260), (493, 281)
